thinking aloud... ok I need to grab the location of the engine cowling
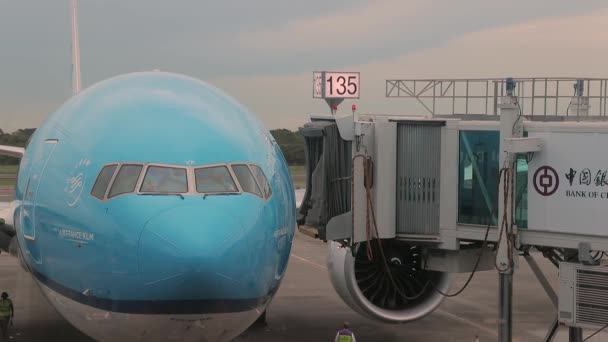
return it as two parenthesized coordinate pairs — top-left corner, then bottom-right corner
(327, 240), (451, 323)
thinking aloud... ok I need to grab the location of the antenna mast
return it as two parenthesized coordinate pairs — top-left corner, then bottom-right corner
(71, 0), (81, 95)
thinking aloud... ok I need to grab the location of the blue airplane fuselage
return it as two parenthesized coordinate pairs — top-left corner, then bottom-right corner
(12, 72), (295, 341)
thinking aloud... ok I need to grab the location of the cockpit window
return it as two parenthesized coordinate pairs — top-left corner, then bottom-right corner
(93, 162), (272, 200)
(249, 165), (272, 199)
(91, 164), (118, 199)
(231, 164), (262, 197)
(108, 164), (143, 198)
(140, 166), (188, 193)
(195, 166), (237, 193)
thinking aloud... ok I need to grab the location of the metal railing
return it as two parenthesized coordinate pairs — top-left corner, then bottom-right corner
(386, 78), (608, 118)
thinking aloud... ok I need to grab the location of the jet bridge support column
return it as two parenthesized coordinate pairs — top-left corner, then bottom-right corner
(569, 328), (583, 342)
(497, 78), (522, 342)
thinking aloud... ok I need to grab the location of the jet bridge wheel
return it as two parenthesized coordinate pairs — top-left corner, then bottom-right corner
(354, 241), (441, 310)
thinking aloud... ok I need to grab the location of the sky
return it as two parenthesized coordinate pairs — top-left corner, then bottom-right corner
(1, 0), (608, 133)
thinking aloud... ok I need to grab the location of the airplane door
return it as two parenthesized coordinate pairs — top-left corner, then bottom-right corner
(22, 139), (58, 241)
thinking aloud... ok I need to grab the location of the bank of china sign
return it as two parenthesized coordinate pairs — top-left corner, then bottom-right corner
(528, 131), (608, 236)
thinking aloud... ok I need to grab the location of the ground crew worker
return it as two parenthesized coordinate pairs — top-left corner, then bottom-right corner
(334, 322), (356, 342)
(0, 292), (13, 340)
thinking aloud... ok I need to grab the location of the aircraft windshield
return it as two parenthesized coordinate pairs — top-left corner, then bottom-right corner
(140, 166), (188, 193)
(108, 164), (143, 198)
(195, 166), (238, 193)
(91, 164), (117, 199)
(249, 164), (271, 199)
(91, 162), (271, 200)
(231, 164), (263, 197)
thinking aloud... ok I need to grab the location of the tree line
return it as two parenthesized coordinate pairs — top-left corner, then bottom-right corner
(0, 128), (305, 166)
(0, 129), (35, 165)
(270, 129), (305, 165)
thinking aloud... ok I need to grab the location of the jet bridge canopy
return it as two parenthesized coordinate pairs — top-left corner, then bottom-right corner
(300, 75), (608, 339)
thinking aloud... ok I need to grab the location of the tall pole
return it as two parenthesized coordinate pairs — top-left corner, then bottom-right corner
(497, 78), (521, 342)
(499, 271), (513, 341)
(71, 0), (82, 95)
(569, 327), (583, 342)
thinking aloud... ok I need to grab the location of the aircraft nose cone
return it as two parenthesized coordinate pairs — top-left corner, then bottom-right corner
(137, 203), (251, 294)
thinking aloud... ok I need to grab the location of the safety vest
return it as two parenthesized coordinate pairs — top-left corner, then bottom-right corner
(337, 329), (354, 342)
(0, 299), (11, 317)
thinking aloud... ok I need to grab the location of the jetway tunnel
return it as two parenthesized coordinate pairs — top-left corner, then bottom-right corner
(300, 76), (608, 341)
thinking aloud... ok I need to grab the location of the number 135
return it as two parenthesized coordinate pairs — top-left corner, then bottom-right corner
(326, 76), (357, 96)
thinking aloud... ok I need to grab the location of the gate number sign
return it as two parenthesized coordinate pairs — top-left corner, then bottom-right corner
(313, 72), (360, 99)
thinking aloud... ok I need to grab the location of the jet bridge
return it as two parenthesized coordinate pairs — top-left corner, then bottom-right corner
(299, 76), (608, 342)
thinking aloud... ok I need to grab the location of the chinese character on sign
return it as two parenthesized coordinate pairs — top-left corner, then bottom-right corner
(580, 168), (592, 186)
(595, 170), (608, 186)
(566, 168), (577, 186)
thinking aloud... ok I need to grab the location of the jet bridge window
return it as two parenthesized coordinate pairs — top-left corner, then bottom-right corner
(458, 131), (499, 225)
(108, 164), (143, 198)
(140, 166), (188, 193)
(91, 164), (118, 199)
(514, 151), (528, 228)
(250, 165), (272, 199)
(231, 164), (263, 197)
(195, 166), (238, 193)
(457, 130), (529, 228)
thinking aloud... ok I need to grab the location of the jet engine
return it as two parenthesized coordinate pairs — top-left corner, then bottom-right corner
(327, 240), (451, 323)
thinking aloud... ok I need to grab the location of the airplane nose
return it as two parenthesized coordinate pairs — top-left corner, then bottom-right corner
(134, 201), (276, 342)
(137, 202), (254, 297)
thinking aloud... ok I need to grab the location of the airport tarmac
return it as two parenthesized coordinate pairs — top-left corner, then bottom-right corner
(0, 189), (607, 341)
(0, 187), (14, 202)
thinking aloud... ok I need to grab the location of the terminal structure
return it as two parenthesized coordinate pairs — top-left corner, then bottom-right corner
(299, 75), (608, 342)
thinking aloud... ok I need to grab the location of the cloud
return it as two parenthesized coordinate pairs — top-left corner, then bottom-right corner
(218, 0), (608, 77)
(210, 8), (608, 131)
(2, 1), (608, 132)
(233, 0), (428, 56)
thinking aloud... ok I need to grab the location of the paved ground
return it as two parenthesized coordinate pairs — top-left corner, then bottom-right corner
(0, 188), (607, 341)
(235, 233), (608, 342)
(0, 187), (14, 203)
(1, 233), (606, 342)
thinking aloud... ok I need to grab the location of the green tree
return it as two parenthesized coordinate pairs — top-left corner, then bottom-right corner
(270, 128), (305, 165)
(0, 128), (36, 165)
